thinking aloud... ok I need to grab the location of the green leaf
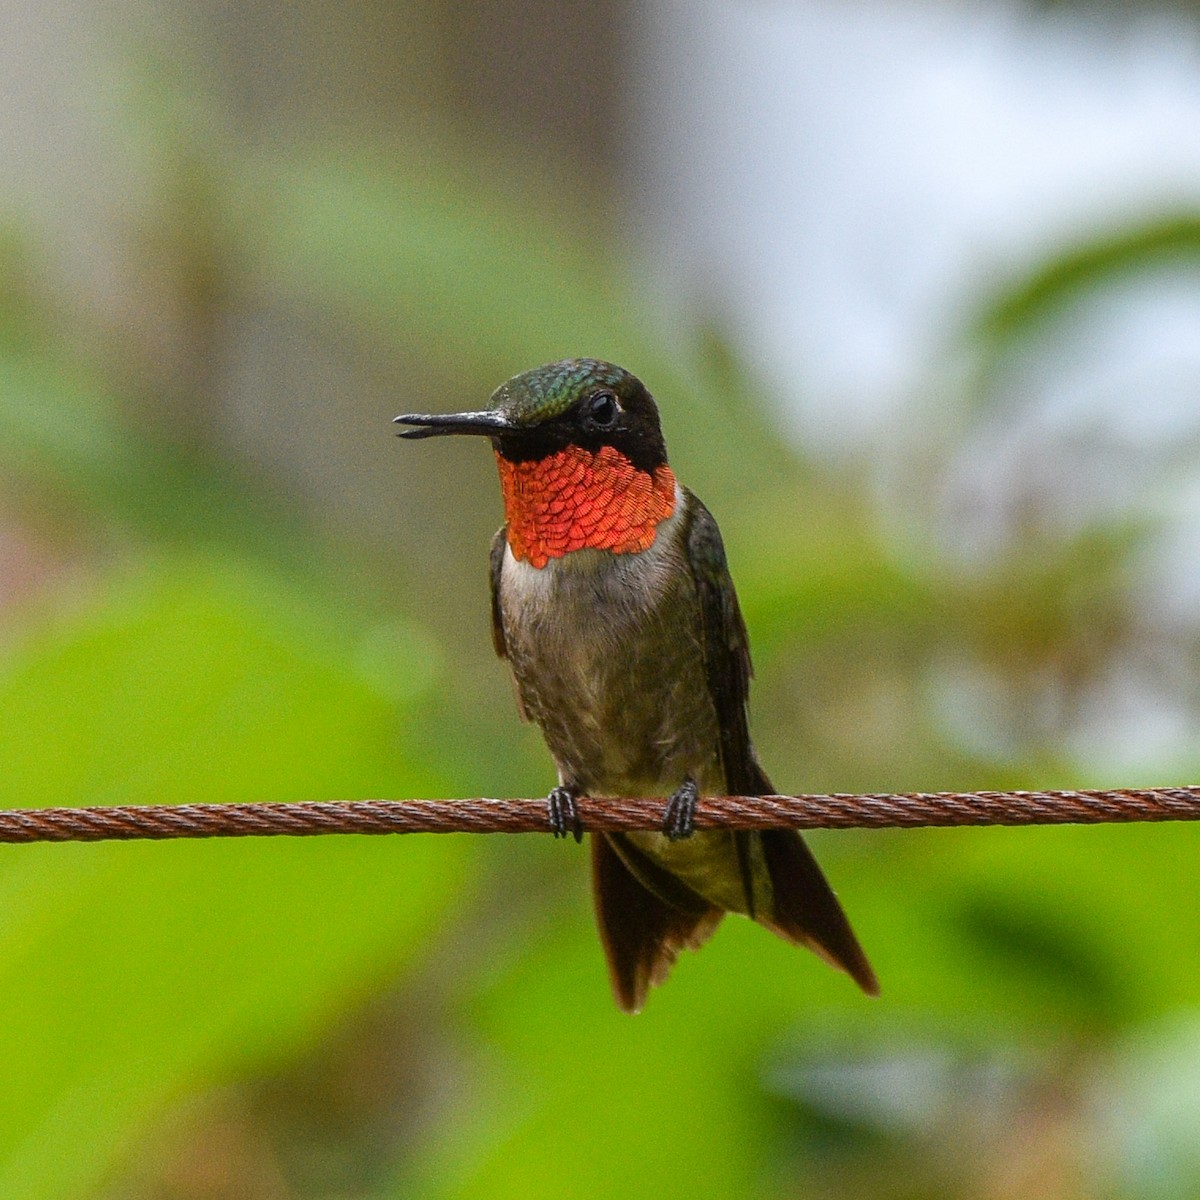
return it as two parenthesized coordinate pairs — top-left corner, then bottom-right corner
(0, 556), (470, 1200)
(972, 213), (1200, 354)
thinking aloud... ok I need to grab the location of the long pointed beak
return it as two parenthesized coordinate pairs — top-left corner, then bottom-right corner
(392, 410), (517, 440)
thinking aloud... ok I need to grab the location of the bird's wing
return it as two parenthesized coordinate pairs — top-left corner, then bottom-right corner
(489, 525), (531, 722)
(683, 492), (770, 917)
(488, 525), (508, 660)
(682, 492), (771, 797)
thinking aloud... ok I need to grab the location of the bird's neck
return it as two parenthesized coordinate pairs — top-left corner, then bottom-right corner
(495, 445), (677, 569)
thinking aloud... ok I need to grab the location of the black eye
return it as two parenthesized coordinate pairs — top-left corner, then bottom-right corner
(587, 390), (618, 428)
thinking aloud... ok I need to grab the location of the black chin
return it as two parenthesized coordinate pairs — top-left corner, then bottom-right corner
(494, 422), (666, 473)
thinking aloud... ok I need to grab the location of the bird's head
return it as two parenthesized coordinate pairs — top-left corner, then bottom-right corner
(395, 360), (677, 568)
(395, 358), (668, 471)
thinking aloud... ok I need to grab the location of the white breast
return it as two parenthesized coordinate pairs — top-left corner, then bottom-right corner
(499, 483), (688, 639)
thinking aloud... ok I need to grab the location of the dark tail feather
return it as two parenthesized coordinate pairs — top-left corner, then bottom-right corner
(591, 833), (723, 1013)
(758, 829), (879, 996)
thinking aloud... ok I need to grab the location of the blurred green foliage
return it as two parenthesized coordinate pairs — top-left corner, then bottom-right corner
(0, 559), (466, 1200)
(0, 53), (1199, 1200)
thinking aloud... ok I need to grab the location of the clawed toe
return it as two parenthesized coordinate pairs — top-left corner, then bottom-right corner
(547, 786), (583, 843)
(662, 778), (699, 840)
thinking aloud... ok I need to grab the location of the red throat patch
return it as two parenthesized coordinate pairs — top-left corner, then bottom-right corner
(495, 445), (677, 569)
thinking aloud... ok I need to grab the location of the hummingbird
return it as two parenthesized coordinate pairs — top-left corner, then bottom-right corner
(395, 359), (877, 1011)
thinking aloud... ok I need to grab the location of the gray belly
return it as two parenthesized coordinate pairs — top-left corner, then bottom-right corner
(498, 516), (762, 917)
(498, 535), (723, 799)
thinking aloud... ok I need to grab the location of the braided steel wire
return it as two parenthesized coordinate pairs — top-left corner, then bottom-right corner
(0, 787), (1196, 843)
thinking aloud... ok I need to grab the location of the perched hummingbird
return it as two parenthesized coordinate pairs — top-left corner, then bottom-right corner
(395, 359), (877, 1011)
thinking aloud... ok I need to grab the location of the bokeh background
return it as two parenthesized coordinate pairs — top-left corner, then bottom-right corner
(3, 1), (1200, 1196)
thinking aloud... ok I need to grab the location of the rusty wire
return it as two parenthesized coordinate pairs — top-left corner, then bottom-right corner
(0, 787), (1197, 844)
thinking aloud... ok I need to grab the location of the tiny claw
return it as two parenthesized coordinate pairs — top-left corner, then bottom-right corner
(663, 778), (699, 840)
(547, 786), (583, 843)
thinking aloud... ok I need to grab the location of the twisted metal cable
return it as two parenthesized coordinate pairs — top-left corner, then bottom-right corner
(0, 787), (1197, 843)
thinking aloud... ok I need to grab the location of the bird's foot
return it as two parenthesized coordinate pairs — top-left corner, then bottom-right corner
(547, 785), (583, 843)
(662, 778), (699, 841)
